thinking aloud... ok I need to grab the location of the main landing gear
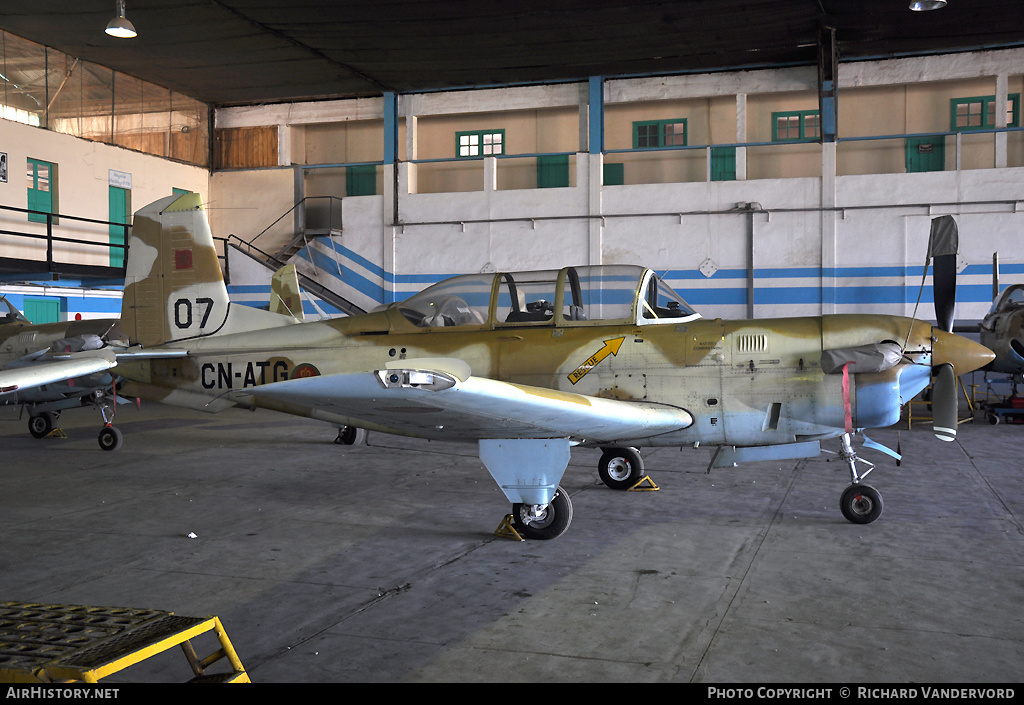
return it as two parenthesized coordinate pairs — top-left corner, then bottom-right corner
(26, 389), (125, 452)
(28, 411), (60, 439)
(834, 433), (883, 524)
(509, 486), (573, 540)
(597, 446), (645, 490)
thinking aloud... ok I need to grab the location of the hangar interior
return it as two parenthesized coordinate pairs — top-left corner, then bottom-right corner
(1, 0), (1023, 684)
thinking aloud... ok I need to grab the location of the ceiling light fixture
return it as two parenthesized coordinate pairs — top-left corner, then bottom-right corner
(105, 0), (137, 38)
(909, 0), (947, 10)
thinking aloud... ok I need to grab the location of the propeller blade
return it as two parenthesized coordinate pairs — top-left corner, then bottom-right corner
(928, 215), (958, 333)
(931, 362), (957, 442)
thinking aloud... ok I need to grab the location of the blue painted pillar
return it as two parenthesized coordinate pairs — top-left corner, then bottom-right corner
(589, 76), (604, 154)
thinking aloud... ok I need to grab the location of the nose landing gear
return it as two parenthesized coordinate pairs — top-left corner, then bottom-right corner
(835, 433), (883, 524)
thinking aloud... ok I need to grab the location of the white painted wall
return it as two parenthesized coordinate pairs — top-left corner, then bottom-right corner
(4, 47), (1022, 328)
(0, 118), (208, 320)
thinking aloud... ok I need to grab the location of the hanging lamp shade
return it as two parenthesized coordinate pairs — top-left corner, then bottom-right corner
(105, 0), (137, 38)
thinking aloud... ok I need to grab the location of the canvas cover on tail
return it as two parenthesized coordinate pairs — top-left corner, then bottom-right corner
(121, 193), (297, 348)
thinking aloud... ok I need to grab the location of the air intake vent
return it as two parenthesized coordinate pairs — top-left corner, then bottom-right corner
(736, 333), (768, 354)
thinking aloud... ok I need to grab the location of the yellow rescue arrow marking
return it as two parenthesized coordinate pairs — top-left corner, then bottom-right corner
(567, 336), (626, 385)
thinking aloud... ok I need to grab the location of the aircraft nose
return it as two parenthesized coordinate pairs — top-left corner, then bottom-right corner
(932, 327), (995, 375)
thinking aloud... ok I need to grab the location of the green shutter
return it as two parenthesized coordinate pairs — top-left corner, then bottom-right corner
(27, 159), (54, 224)
(711, 147), (736, 182)
(346, 165), (377, 196)
(905, 136), (945, 173)
(537, 155), (569, 188)
(603, 162), (624, 186)
(24, 297), (61, 324)
(109, 186), (130, 267)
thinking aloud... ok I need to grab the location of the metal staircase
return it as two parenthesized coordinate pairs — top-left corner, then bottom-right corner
(228, 196), (365, 316)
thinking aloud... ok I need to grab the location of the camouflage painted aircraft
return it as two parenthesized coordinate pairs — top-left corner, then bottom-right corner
(98, 194), (993, 539)
(0, 263), (304, 451)
(979, 283), (1024, 376)
(0, 296), (125, 449)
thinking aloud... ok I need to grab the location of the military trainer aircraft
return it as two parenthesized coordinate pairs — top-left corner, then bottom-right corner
(101, 193), (991, 539)
(979, 283), (1024, 376)
(0, 260), (307, 450)
(0, 296), (126, 449)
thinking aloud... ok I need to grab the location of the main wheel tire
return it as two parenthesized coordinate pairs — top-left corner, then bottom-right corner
(28, 413), (55, 439)
(335, 426), (358, 445)
(511, 486), (573, 540)
(598, 447), (644, 490)
(98, 425), (123, 452)
(840, 484), (883, 524)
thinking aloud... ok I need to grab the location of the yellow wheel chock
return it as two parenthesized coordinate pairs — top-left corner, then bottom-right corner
(628, 475), (659, 491)
(494, 514), (525, 541)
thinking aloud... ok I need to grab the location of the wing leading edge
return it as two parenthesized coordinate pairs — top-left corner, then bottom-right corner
(0, 351), (117, 395)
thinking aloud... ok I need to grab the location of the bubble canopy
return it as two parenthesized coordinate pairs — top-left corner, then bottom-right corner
(393, 265), (700, 329)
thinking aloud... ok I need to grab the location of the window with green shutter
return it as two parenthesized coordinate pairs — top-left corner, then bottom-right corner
(951, 94), (1020, 131)
(456, 130), (505, 158)
(632, 119), (687, 149)
(772, 111), (820, 141)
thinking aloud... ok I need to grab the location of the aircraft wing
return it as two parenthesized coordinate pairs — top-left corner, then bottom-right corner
(0, 351), (117, 395)
(247, 357), (692, 442)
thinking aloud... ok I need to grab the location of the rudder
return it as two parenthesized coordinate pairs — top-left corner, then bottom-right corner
(121, 193), (229, 347)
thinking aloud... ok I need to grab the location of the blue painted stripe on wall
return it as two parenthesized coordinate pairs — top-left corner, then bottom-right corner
(754, 287), (822, 305)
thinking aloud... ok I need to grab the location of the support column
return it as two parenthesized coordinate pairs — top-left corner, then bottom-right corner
(736, 94), (747, 181)
(995, 73), (1008, 168)
(588, 76), (604, 265)
(383, 92), (399, 304)
(818, 25), (838, 144)
(821, 141), (838, 315)
(818, 25), (839, 315)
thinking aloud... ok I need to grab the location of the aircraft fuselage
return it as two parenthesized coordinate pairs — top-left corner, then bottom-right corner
(117, 308), (940, 451)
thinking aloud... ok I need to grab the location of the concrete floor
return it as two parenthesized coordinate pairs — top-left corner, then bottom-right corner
(1, 395), (1022, 683)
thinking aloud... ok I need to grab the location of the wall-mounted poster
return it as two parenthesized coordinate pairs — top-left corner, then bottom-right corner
(0, 152), (7, 183)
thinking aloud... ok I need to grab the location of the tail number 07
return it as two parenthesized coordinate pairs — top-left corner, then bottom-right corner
(174, 297), (215, 329)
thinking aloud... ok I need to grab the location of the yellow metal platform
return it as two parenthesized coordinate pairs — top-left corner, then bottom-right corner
(0, 601), (249, 683)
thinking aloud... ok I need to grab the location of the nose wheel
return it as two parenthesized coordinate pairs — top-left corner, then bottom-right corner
(834, 433), (883, 524)
(840, 483), (883, 524)
(98, 425), (123, 452)
(96, 393), (122, 451)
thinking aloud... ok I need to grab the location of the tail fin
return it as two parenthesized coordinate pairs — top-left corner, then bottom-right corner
(270, 264), (304, 321)
(122, 193), (294, 347)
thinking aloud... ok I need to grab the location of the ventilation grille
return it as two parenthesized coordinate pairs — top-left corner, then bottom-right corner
(736, 333), (768, 354)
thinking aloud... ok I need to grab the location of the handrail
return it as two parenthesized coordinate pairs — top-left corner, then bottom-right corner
(0, 203), (128, 276)
(223, 233), (364, 316)
(244, 195), (344, 252)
